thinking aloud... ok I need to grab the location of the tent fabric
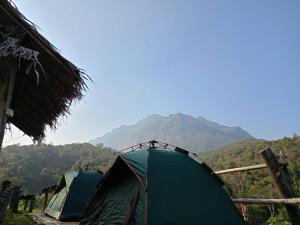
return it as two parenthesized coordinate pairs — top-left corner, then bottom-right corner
(65, 171), (78, 187)
(121, 150), (148, 181)
(80, 148), (247, 225)
(82, 172), (139, 225)
(147, 149), (244, 225)
(45, 170), (102, 222)
(47, 187), (68, 213)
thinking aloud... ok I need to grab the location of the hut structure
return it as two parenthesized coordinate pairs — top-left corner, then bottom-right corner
(0, 0), (88, 149)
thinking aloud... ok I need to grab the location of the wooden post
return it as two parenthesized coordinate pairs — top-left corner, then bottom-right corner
(0, 187), (13, 223)
(261, 147), (300, 225)
(0, 59), (17, 151)
(41, 184), (57, 213)
(28, 197), (35, 213)
(9, 186), (21, 213)
(23, 199), (28, 212)
(42, 190), (49, 212)
(0, 180), (11, 194)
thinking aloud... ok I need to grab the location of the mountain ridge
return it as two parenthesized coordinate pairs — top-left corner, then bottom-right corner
(90, 113), (254, 151)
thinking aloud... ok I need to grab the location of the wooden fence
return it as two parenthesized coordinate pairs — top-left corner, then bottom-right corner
(0, 182), (37, 223)
(214, 147), (300, 225)
(0, 184), (14, 222)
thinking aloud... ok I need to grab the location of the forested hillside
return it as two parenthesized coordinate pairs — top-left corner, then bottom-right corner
(0, 143), (115, 194)
(0, 137), (299, 224)
(200, 136), (300, 224)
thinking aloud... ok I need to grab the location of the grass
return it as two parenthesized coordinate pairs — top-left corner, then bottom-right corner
(2, 211), (38, 225)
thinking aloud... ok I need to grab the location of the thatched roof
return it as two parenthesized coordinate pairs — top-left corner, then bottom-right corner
(0, 0), (89, 141)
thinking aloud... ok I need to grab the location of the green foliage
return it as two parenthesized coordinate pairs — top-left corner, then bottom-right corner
(267, 209), (291, 225)
(2, 211), (38, 225)
(0, 143), (115, 194)
(200, 136), (300, 224)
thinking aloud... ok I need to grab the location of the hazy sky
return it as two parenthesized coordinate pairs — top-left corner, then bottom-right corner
(3, 0), (300, 146)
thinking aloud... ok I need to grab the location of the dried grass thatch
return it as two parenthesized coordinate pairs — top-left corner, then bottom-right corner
(0, 0), (90, 142)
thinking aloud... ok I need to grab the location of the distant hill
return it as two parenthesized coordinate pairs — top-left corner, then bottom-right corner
(0, 143), (115, 194)
(90, 113), (253, 151)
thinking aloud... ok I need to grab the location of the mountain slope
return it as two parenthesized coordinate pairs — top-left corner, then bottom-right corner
(90, 113), (253, 151)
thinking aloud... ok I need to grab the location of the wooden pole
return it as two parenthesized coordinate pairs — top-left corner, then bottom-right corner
(0, 180), (11, 194)
(42, 190), (49, 212)
(233, 198), (300, 205)
(9, 187), (21, 213)
(23, 199), (28, 212)
(214, 163), (288, 175)
(0, 59), (17, 151)
(0, 187), (13, 223)
(261, 147), (300, 225)
(28, 197), (35, 213)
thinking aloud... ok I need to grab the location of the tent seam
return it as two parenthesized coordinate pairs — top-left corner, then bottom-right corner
(124, 184), (141, 225)
(119, 155), (146, 189)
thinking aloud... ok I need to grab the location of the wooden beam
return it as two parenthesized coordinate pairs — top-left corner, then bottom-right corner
(261, 147), (300, 225)
(233, 198), (300, 205)
(0, 59), (17, 151)
(214, 163), (288, 175)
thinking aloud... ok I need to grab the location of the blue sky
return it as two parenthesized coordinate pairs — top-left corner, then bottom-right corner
(3, 0), (300, 145)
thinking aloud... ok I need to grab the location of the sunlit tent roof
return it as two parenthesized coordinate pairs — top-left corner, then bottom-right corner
(80, 143), (246, 225)
(45, 170), (102, 222)
(0, 0), (88, 141)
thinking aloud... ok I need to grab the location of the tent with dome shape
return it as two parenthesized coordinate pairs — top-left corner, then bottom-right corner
(45, 169), (102, 221)
(80, 140), (246, 225)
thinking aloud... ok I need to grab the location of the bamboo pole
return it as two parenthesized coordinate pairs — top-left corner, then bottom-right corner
(233, 198), (300, 205)
(261, 147), (300, 225)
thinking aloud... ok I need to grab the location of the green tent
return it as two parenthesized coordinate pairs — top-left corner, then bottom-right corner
(45, 170), (102, 221)
(80, 146), (246, 225)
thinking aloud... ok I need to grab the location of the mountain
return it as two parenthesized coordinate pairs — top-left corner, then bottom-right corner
(90, 113), (253, 151)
